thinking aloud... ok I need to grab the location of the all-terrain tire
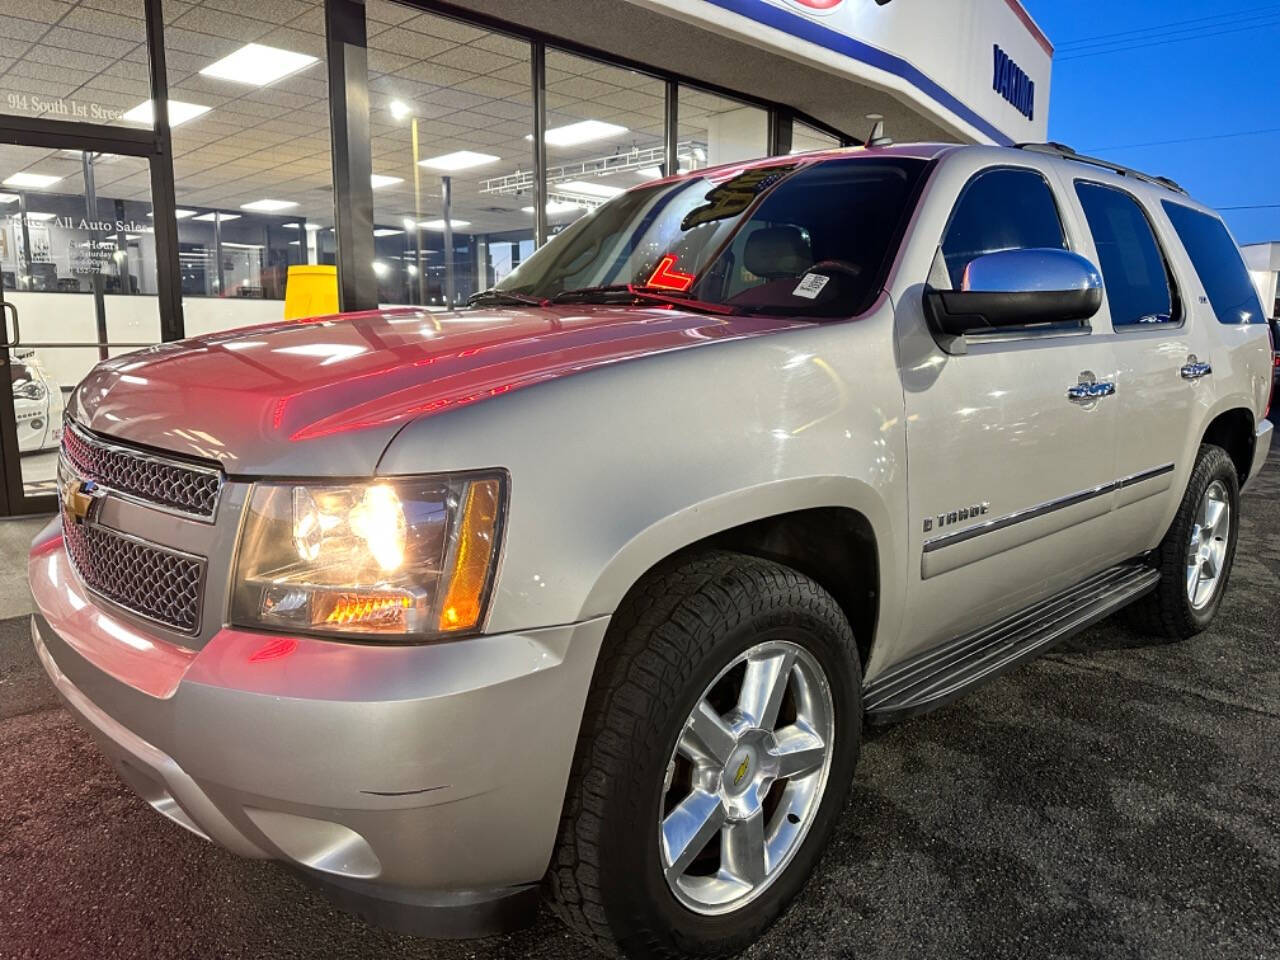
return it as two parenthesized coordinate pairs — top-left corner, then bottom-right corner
(546, 550), (862, 959)
(1124, 443), (1240, 640)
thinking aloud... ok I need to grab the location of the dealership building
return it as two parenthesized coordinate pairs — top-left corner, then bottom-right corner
(0, 0), (1051, 515)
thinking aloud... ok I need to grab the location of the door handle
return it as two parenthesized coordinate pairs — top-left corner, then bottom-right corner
(1180, 356), (1212, 380)
(1067, 378), (1116, 403)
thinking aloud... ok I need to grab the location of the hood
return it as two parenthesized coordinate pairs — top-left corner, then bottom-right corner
(71, 305), (812, 476)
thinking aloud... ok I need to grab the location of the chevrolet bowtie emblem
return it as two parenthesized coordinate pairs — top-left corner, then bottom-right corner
(62, 478), (102, 525)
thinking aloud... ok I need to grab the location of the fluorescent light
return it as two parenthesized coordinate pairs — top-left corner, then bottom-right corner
(373, 228), (403, 237)
(221, 241), (264, 249)
(288, 240), (300, 246)
(522, 201), (582, 215)
(125, 234), (141, 241)
(417, 150), (499, 172)
(556, 180), (625, 199)
(389, 100), (412, 121)
(23, 212), (56, 221)
(527, 120), (628, 148)
(370, 174), (403, 189)
(240, 199), (297, 212)
(372, 261), (389, 277)
(192, 211), (239, 222)
(637, 165), (689, 180)
(121, 99), (211, 127)
(199, 43), (318, 87)
(419, 219), (470, 230)
(0, 193), (18, 204)
(149, 209), (196, 219)
(282, 222), (300, 229)
(4, 172), (61, 189)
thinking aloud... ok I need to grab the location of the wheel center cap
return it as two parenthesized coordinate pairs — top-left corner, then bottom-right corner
(719, 731), (779, 820)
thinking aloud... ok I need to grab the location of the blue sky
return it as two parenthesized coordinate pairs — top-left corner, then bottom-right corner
(1021, 0), (1280, 244)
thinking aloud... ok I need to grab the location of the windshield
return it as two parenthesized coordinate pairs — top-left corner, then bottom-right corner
(495, 156), (928, 317)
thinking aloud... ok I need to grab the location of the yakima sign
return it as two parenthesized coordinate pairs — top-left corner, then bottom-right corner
(992, 44), (1034, 120)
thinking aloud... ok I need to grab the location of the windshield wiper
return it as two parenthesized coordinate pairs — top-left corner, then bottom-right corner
(549, 285), (736, 315)
(467, 289), (549, 307)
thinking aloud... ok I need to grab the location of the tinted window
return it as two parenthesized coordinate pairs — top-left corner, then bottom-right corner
(941, 168), (1066, 287)
(1161, 201), (1266, 324)
(1075, 183), (1175, 326)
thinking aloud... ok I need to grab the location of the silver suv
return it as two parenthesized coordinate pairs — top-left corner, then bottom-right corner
(29, 142), (1274, 959)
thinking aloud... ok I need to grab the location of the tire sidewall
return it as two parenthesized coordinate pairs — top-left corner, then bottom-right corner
(1182, 449), (1241, 629)
(602, 597), (862, 956)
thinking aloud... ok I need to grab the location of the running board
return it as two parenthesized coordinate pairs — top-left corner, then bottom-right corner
(863, 563), (1160, 724)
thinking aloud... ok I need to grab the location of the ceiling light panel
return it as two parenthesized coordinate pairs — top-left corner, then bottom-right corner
(200, 44), (319, 87)
(121, 99), (211, 127)
(417, 151), (500, 172)
(4, 172), (62, 189)
(529, 120), (628, 147)
(556, 180), (625, 199)
(240, 199), (298, 212)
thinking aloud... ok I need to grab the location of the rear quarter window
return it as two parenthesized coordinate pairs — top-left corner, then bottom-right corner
(1161, 201), (1266, 324)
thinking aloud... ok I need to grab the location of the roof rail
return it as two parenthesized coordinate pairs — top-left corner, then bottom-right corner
(1014, 141), (1187, 195)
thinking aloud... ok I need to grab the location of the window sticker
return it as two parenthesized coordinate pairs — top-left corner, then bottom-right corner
(792, 272), (831, 299)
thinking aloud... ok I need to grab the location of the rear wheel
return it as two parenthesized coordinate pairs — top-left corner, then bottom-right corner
(1125, 444), (1240, 639)
(547, 551), (861, 959)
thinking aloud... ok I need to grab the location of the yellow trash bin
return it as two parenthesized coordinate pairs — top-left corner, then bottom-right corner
(283, 264), (339, 321)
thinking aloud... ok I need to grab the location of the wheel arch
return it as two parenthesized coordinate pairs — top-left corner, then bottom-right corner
(1200, 404), (1256, 484)
(580, 477), (897, 671)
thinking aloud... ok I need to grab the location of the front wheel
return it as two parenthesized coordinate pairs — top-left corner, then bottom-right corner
(1125, 443), (1241, 639)
(547, 551), (862, 959)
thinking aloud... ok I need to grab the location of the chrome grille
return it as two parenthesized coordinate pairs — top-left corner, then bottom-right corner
(62, 421), (223, 520)
(61, 516), (205, 634)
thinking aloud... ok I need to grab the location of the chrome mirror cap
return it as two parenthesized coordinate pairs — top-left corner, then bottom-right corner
(961, 248), (1103, 295)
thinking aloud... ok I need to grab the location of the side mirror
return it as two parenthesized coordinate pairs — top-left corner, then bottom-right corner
(924, 248), (1103, 338)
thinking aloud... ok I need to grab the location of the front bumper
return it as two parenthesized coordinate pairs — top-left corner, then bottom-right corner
(30, 535), (608, 936)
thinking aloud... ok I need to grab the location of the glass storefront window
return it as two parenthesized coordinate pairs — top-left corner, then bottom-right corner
(679, 88), (768, 170)
(0, 3), (150, 126)
(792, 121), (842, 155)
(541, 51), (667, 233)
(0, 145), (161, 498)
(165, 0), (333, 334)
(367, 1), (533, 307)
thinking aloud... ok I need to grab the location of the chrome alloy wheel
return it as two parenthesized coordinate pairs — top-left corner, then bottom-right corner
(1186, 479), (1230, 610)
(659, 639), (835, 916)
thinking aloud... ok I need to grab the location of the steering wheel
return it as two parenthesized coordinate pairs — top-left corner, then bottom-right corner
(807, 259), (863, 279)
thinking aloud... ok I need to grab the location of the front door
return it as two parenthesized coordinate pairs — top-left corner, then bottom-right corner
(0, 141), (165, 516)
(896, 163), (1121, 660)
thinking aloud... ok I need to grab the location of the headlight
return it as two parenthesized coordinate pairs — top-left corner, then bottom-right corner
(13, 379), (45, 402)
(231, 472), (506, 641)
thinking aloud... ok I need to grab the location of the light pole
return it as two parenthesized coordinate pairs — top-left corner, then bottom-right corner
(392, 100), (428, 306)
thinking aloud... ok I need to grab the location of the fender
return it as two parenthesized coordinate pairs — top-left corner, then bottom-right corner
(577, 473), (905, 674)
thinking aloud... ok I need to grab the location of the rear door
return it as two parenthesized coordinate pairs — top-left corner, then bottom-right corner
(1066, 179), (1195, 556)
(895, 161), (1120, 659)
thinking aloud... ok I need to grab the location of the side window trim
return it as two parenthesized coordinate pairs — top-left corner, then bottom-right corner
(1072, 178), (1185, 333)
(935, 163), (1089, 342)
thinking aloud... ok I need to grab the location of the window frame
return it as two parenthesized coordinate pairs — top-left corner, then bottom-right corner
(1072, 178), (1185, 334)
(934, 163), (1092, 343)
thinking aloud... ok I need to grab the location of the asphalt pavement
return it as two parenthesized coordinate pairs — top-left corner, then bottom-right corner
(2, 448), (1277, 960)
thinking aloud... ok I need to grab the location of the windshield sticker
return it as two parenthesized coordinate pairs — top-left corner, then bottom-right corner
(792, 273), (831, 299)
(680, 164), (798, 231)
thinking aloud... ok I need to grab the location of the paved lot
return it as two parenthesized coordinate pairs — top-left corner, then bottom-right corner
(1, 449), (1277, 960)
